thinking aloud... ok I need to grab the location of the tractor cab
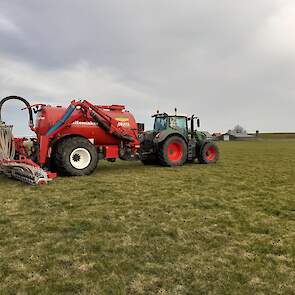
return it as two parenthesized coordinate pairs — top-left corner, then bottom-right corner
(153, 113), (187, 133)
(153, 112), (201, 139)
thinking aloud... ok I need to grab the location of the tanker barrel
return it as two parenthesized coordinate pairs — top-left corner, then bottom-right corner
(112, 131), (134, 142)
(90, 111), (134, 142)
(90, 112), (110, 131)
(46, 104), (76, 136)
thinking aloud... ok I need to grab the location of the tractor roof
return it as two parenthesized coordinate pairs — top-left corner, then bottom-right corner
(153, 113), (188, 118)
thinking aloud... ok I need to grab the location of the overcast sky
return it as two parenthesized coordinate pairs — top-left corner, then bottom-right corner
(0, 0), (294, 135)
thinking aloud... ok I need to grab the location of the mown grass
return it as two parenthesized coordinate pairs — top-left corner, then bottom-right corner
(0, 140), (295, 294)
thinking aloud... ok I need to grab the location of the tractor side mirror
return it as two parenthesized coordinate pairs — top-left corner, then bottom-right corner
(197, 118), (200, 128)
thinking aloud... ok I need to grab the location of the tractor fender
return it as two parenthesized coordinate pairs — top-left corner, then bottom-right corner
(154, 130), (188, 146)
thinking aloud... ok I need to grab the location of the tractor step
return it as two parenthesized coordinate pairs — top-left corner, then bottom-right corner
(187, 141), (196, 161)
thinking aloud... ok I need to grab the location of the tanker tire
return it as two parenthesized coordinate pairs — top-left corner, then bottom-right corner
(53, 137), (98, 176)
(158, 136), (187, 167)
(198, 142), (219, 164)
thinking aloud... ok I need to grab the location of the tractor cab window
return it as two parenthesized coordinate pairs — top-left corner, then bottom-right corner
(169, 117), (187, 130)
(154, 116), (168, 131)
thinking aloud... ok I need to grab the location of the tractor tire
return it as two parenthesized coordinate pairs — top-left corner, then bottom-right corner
(158, 136), (187, 166)
(198, 142), (219, 164)
(53, 137), (98, 176)
(141, 158), (158, 165)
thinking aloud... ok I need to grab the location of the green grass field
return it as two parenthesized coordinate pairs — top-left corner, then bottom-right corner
(255, 133), (295, 140)
(1, 140), (295, 294)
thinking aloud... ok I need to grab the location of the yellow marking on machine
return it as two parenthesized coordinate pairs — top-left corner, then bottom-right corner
(115, 117), (129, 122)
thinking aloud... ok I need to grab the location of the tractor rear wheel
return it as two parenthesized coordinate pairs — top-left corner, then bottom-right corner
(53, 137), (98, 176)
(199, 142), (219, 164)
(158, 136), (187, 166)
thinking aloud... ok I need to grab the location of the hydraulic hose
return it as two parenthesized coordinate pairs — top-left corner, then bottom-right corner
(46, 104), (76, 136)
(0, 123), (15, 160)
(0, 96), (34, 128)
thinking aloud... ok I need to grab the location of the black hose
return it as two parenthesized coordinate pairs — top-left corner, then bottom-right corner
(0, 96), (34, 127)
(90, 111), (110, 131)
(90, 111), (134, 142)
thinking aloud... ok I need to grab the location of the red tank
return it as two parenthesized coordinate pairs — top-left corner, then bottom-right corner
(35, 104), (139, 146)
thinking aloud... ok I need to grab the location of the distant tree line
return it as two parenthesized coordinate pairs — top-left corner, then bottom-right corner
(228, 125), (247, 134)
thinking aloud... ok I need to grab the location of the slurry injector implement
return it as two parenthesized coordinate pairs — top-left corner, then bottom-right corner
(0, 96), (219, 185)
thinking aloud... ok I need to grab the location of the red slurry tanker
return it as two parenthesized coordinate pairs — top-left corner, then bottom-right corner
(0, 96), (219, 185)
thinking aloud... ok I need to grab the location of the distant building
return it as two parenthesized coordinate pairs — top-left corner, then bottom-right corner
(212, 132), (222, 137)
(211, 132), (222, 141)
(219, 130), (256, 141)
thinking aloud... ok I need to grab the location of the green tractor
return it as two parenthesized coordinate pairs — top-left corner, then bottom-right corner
(140, 111), (219, 166)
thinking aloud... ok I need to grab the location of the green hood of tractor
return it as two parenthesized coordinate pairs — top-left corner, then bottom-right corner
(194, 131), (207, 142)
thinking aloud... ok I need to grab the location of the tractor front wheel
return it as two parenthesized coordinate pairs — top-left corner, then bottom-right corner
(199, 142), (219, 164)
(158, 136), (187, 166)
(53, 137), (98, 176)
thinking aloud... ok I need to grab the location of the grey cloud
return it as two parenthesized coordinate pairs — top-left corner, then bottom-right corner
(0, 0), (294, 133)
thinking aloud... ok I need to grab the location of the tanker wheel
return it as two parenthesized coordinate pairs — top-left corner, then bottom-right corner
(158, 136), (187, 166)
(53, 137), (98, 176)
(198, 142), (219, 164)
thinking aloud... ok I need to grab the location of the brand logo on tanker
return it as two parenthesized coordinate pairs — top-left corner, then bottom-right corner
(72, 121), (99, 126)
(115, 117), (130, 127)
(71, 118), (130, 127)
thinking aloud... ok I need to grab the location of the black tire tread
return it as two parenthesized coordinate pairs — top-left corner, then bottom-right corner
(198, 142), (219, 164)
(52, 136), (98, 176)
(158, 136), (187, 167)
